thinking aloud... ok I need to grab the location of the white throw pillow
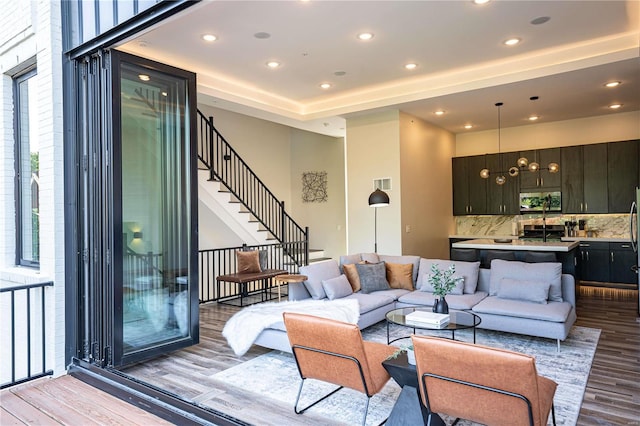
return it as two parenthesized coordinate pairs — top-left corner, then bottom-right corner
(489, 260), (563, 302)
(321, 274), (354, 300)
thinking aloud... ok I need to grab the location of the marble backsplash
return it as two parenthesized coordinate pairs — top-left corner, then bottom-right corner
(455, 214), (631, 239)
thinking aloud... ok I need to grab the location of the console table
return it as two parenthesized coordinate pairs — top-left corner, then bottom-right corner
(215, 269), (287, 306)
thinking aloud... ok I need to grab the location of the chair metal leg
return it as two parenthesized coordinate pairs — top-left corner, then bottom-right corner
(293, 378), (343, 415)
(551, 403), (556, 426)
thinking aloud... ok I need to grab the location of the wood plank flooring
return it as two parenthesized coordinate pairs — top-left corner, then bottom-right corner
(2, 287), (638, 425)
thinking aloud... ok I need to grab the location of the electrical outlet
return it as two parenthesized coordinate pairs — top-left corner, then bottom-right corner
(406, 225), (411, 233)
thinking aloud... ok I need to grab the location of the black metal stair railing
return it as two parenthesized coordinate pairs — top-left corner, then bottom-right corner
(197, 110), (308, 268)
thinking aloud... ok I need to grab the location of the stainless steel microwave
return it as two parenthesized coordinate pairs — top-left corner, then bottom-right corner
(519, 191), (561, 213)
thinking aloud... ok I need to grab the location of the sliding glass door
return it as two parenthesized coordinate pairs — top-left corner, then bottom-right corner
(112, 51), (198, 365)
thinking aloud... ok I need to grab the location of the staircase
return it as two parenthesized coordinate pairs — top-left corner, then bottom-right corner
(197, 111), (310, 268)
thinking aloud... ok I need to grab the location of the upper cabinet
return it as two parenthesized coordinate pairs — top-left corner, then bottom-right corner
(608, 140), (639, 213)
(486, 152), (520, 214)
(561, 144), (608, 214)
(452, 156), (487, 215)
(519, 148), (561, 190)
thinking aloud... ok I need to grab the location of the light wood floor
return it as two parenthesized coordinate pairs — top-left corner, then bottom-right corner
(2, 286), (638, 425)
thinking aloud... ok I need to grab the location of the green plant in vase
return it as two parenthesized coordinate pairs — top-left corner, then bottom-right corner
(428, 264), (462, 314)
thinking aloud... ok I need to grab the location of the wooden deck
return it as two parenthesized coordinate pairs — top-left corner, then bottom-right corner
(2, 286), (638, 425)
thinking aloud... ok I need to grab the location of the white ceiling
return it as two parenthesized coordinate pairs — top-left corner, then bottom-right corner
(119, 0), (640, 138)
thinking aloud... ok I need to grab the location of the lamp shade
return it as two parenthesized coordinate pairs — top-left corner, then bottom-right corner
(368, 189), (390, 207)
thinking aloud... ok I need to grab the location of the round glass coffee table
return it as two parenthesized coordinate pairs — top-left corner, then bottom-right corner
(385, 307), (481, 344)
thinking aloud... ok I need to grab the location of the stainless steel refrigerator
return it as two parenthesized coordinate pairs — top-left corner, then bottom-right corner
(630, 188), (640, 315)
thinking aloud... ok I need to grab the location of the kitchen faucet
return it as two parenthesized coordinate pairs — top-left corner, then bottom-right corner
(542, 194), (552, 242)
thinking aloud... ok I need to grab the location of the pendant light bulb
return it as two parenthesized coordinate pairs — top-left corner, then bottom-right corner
(517, 157), (528, 168)
(480, 168), (490, 179)
(548, 162), (559, 173)
(508, 166), (519, 177)
(496, 175), (506, 185)
(528, 161), (540, 172)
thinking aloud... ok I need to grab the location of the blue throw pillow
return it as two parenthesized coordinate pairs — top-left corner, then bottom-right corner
(355, 262), (390, 293)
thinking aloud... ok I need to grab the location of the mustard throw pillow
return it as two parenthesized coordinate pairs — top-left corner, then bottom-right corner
(386, 262), (414, 290)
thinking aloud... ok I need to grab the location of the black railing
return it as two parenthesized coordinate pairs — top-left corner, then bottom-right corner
(197, 110), (308, 269)
(123, 249), (163, 287)
(1, 281), (54, 389)
(199, 242), (306, 303)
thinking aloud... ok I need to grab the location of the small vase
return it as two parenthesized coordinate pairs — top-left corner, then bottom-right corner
(406, 349), (416, 365)
(433, 296), (449, 314)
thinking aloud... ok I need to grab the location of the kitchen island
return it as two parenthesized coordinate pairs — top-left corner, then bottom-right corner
(451, 238), (580, 282)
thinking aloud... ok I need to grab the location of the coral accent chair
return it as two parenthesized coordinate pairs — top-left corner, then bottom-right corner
(283, 312), (397, 426)
(412, 335), (557, 426)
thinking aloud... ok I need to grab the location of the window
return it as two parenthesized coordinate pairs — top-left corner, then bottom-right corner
(14, 67), (40, 267)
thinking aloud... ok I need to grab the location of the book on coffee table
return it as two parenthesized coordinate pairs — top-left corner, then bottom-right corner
(405, 311), (450, 327)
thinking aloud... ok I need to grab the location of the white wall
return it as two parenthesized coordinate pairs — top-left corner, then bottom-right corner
(399, 113), (456, 259)
(0, 0), (66, 378)
(290, 129), (347, 260)
(456, 111), (640, 156)
(346, 111), (402, 255)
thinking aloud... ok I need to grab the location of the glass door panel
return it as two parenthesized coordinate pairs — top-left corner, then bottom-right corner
(114, 52), (198, 365)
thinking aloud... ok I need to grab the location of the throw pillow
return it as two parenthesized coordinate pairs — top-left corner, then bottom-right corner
(489, 259), (563, 302)
(385, 262), (414, 290)
(418, 272), (464, 295)
(342, 263), (362, 292)
(355, 262), (390, 294)
(339, 254), (362, 271)
(321, 274), (354, 300)
(497, 278), (550, 304)
(418, 259), (480, 294)
(236, 250), (261, 274)
(379, 255), (421, 286)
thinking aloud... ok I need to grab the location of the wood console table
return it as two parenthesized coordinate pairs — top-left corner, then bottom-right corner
(216, 269), (287, 307)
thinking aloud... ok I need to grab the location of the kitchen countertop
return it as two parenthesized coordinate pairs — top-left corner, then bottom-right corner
(561, 237), (630, 243)
(449, 235), (520, 240)
(452, 238), (580, 252)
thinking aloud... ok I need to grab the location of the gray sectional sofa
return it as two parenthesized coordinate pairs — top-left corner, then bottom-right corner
(252, 253), (577, 353)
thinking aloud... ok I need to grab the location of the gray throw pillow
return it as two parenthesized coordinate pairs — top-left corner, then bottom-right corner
(321, 274), (354, 300)
(489, 260), (563, 302)
(497, 278), (550, 304)
(418, 259), (480, 294)
(355, 262), (390, 293)
(419, 273), (464, 295)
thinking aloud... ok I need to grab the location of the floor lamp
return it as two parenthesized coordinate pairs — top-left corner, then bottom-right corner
(368, 189), (390, 253)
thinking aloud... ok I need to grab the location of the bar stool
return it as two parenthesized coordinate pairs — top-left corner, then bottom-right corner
(484, 250), (516, 268)
(524, 251), (557, 263)
(450, 248), (480, 262)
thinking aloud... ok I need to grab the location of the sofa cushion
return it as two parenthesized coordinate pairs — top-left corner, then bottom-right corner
(497, 278), (550, 304)
(472, 296), (572, 322)
(361, 253), (380, 263)
(356, 262), (390, 293)
(419, 270), (465, 295)
(379, 255), (421, 285)
(344, 292), (394, 314)
(299, 260), (341, 300)
(370, 288), (412, 300)
(385, 262), (414, 290)
(342, 263), (362, 292)
(339, 254), (362, 270)
(418, 259), (480, 294)
(236, 250), (262, 273)
(398, 290), (488, 311)
(322, 274), (353, 300)
(489, 260), (563, 302)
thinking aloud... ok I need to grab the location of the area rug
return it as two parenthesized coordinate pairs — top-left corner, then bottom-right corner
(212, 324), (600, 426)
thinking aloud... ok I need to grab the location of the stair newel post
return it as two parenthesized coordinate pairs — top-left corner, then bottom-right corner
(304, 226), (309, 266)
(208, 116), (214, 181)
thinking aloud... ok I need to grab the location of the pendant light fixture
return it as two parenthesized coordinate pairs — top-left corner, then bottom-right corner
(514, 96), (559, 175)
(479, 102), (508, 185)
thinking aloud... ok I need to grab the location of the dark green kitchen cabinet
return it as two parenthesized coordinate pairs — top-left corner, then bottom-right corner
(579, 242), (610, 283)
(486, 152), (520, 214)
(519, 148), (561, 190)
(610, 242), (637, 284)
(562, 144), (608, 214)
(452, 156), (487, 215)
(608, 140), (639, 213)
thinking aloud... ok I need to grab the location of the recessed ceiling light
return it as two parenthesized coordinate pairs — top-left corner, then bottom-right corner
(504, 38), (521, 46)
(434, 110), (445, 116)
(473, 0), (491, 4)
(529, 115), (540, 121)
(357, 32), (374, 41)
(404, 63), (418, 70)
(609, 103), (623, 109)
(138, 74), (150, 81)
(320, 83), (332, 89)
(605, 81), (621, 88)
(266, 61), (281, 69)
(202, 34), (217, 42)
(464, 124), (473, 129)
(334, 71), (347, 76)
(254, 32), (271, 39)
